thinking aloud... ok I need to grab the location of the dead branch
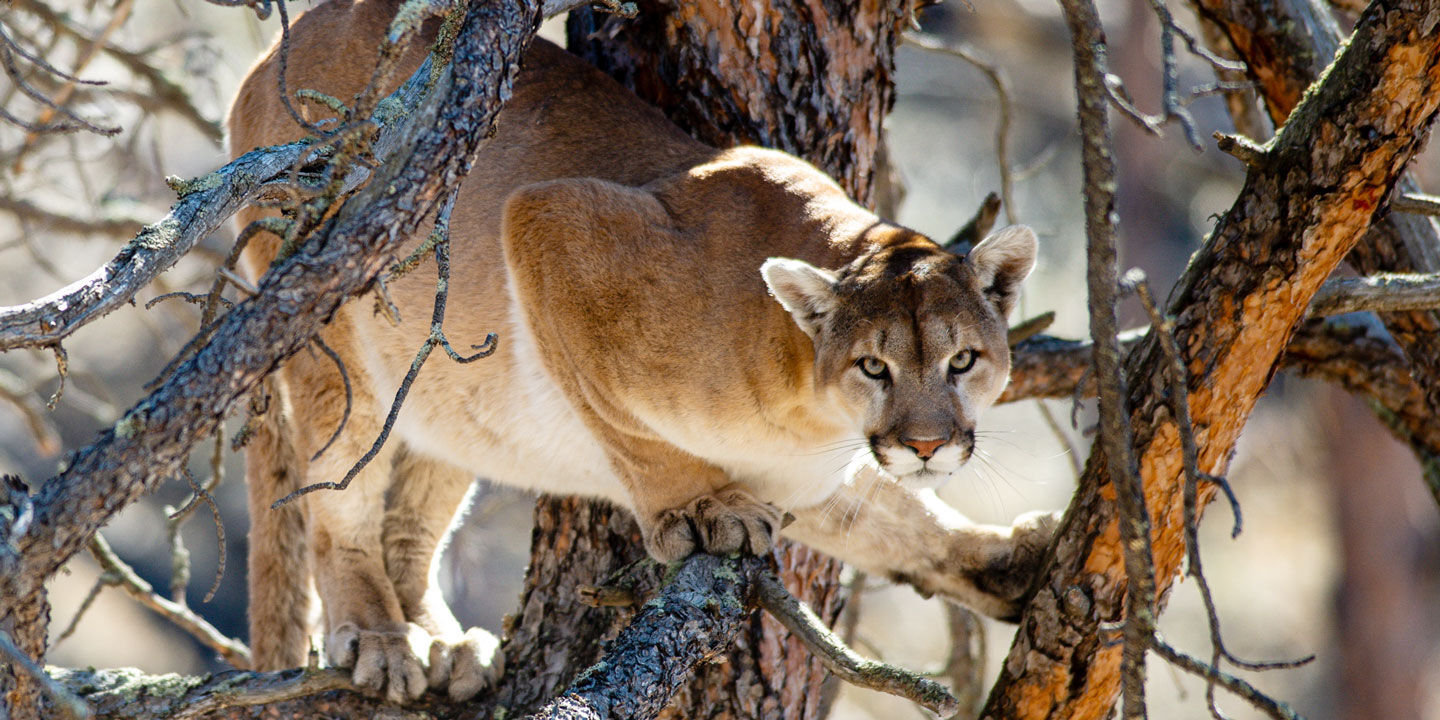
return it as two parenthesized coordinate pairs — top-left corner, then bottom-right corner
(1057, 0), (1155, 716)
(1308, 273), (1440, 316)
(1392, 192), (1440, 217)
(1151, 637), (1307, 720)
(0, 367), (61, 455)
(85, 534), (251, 668)
(754, 572), (959, 716)
(273, 190), (496, 507)
(0, 630), (92, 720)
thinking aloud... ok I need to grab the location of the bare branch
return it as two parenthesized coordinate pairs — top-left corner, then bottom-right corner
(1392, 192), (1440, 217)
(1151, 637), (1308, 720)
(0, 630), (91, 720)
(1058, 0), (1155, 716)
(274, 190), (497, 507)
(87, 534), (251, 668)
(1309, 273), (1440, 316)
(0, 368), (60, 456)
(755, 572), (960, 716)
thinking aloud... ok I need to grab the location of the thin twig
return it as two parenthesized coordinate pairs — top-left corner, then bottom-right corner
(9, 0), (134, 169)
(1152, 636), (1309, 720)
(1392, 192), (1440, 216)
(87, 534), (251, 668)
(46, 343), (68, 410)
(169, 465), (227, 603)
(0, 368), (61, 455)
(905, 36), (1017, 225)
(755, 572), (960, 716)
(308, 338), (353, 462)
(1142, 0), (1202, 148)
(273, 190), (496, 508)
(1309, 272), (1440, 316)
(54, 578), (107, 645)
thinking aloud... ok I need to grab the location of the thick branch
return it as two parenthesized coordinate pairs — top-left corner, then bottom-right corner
(983, 0), (1440, 716)
(526, 554), (765, 720)
(1188, 0), (1440, 438)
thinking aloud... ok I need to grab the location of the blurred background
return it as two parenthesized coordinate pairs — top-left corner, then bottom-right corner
(1, 1), (1437, 718)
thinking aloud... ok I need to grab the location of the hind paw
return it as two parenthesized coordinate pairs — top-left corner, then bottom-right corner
(329, 622), (429, 704)
(427, 627), (504, 701)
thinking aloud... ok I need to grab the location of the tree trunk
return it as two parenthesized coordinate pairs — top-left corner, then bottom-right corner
(981, 0), (1440, 716)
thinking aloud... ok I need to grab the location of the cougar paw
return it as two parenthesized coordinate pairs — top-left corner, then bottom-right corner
(329, 622), (429, 704)
(645, 487), (782, 563)
(427, 627), (504, 702)
(971, 510), (1063, 621)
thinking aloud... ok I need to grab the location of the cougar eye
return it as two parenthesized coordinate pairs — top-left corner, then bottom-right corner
(949, 350), (977, 375)
(857, 356), (890, 380)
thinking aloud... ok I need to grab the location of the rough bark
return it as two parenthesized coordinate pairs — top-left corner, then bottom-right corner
(982, 0), (1440, 717)
(0, 2), (544, 716)
(1189, 0), (1440, 486)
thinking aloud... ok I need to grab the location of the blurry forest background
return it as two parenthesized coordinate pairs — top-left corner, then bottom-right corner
(1, 1), (1438, 719)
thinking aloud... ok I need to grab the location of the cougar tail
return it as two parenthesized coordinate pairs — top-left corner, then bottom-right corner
(245, 380), (314, 670)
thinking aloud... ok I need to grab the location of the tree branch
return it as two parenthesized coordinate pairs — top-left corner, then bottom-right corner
(1188, 0), (1440, 460)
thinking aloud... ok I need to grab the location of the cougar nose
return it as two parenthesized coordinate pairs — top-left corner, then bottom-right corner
(901, 436), (947, 460)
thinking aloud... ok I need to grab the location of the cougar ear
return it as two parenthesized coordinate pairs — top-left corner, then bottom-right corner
(967, 225), (1037, 319)
(761, 257), (839, 338)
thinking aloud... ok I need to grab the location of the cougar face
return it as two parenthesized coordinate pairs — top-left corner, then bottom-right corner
(763, 225), (1037, 486)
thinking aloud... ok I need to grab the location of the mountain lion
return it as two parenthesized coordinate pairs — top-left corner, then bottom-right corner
(228, 0), (1055, 704)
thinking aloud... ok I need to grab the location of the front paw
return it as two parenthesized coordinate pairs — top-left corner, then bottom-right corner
(328, 622), (429, 704)
(971, 509), (1062, 621)
(427, 627), (504, 701)
(643, 487), (782, 563)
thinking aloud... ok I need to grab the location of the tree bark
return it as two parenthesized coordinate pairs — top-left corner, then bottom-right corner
(1189, 0), (1440, 495)
(982, 0), (1440, 716)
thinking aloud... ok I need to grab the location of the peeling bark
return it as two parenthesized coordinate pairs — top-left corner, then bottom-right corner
(982, 0), (1440, 716)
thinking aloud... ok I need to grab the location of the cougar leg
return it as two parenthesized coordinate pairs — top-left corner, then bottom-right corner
(383, 446), (503, 701)
(783, 463), (1059, 621)
(286, 338), (427, 704)
(383, 446), (475, 637)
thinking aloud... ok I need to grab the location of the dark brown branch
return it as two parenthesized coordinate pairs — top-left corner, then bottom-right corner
(1058, 0), (1154, 716)
(1151, 637), (1307, 720)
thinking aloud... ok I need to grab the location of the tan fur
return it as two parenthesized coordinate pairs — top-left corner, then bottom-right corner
(229, 0), (1052, 702)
